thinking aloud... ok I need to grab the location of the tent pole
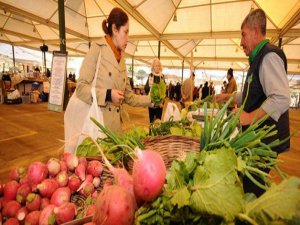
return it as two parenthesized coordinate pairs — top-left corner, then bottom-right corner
(12, 45), (16, 73)
(58, 0), (68, 110)
(181, 60), (184, 83)
(158, 41), (161, 59)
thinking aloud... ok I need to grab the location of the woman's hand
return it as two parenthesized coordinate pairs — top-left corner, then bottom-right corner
(111, 89), (125, 106)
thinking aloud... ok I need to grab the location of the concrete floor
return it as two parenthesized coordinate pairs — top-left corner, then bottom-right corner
(0, 101), (299, 184)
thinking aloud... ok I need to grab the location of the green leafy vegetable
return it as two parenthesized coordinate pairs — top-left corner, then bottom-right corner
(150, 79), (166, 105)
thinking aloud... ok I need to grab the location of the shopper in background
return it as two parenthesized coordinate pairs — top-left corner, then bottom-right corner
(201, 81), (209, 100)
(180, 72), (195, 108)
(215, 8), (290, 197)
(144, 58), (165, 123)
(198, 84), (203, 100)
(225, 68), (237, 110)
(225, 68), (237, 94)
(71, 7), (152, 133)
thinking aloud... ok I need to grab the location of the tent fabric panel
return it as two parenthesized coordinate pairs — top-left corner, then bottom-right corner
(35, 25), (59, 40)
(66, 0), (86, 16)
(164, 5), (211, 34)
(127, 16), (152, 35)
(212, 1), (253, 32)
(216, 45), (246, 58)
(5, 19), (40, 39)
(256, 0), (300, 28)
(87, 17), (105, 37)
(136, 0), (175, 33)
(179, 0), (210, 8)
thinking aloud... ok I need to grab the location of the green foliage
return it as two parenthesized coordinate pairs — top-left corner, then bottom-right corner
(150, 79), (166, 105)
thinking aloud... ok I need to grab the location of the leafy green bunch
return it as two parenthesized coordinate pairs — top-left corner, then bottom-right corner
(150, 79), (166, 106)
(135, 148), (300, 225)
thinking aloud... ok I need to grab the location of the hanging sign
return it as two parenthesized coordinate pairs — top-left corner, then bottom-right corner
(48, 51), (68, 112)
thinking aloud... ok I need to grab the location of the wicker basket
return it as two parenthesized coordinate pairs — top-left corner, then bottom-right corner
(142, 135), (200, 169)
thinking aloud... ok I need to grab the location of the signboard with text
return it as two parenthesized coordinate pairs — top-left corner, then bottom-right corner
(48, 51), (68, 112)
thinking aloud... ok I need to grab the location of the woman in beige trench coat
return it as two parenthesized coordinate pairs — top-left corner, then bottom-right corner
(75, 7), (152, 133)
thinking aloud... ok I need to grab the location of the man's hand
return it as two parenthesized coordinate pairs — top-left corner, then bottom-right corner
(232, 107), (267, 126)
(111, 89), (124, 106)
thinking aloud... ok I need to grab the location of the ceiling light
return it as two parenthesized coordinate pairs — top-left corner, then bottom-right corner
(164, 48), (167, 52)
(85, 22), (88, 27)
(173, 12), (177, 22)
(135, 47), (138, 52)
(33, 27), (36, 33)
(194, 48), (197, 53)
(235, 47), (238, 52)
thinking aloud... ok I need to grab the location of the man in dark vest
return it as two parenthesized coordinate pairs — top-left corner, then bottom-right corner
(216, 9), (290, 197)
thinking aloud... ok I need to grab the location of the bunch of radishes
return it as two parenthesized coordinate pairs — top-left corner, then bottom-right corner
(0, 152), (103, 225)
(91, 138), (167, 225)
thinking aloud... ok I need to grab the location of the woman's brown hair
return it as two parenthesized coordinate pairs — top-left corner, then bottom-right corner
(102, 7), (128, 36)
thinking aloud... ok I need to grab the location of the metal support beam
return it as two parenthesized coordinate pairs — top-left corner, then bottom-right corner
(158, 41), (161, 59)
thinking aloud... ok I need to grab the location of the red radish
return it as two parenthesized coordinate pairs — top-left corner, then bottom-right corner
(2, 200), (21, 218)
(55, 171), (69, 187)
(16, 207), (29, 222)
(0, 212), (2, 224)
(92, 177), (101, 188)
(83, 223), (95, 225)
(77, 174), (93, 192)
(91, 191), (98, 201)
(16, 183), (31, 204)
(50, 187), (71, 207)
(78, 157), (88, 167)
(61, 152), (71, 161)
(3, 180), (20, 201)
(27, 162), (48, 186)
(40, 198), (50, 210)
(85, 204), (96, 216)
(25, 193), (41, 212)
(4, 217), (19, 225)
(80, 182), (94, 197)
(93, 185), (136, 225)
(68, 175), (81, 193)
(65, 154), (78, 171)
(47, 158), (61, 177)
(75, 163), (86, 181)
(132, 148), (166, 201)
(39, 204), (56, 225)
(37, 179), (59, 198)
(9, 166), (26, 182)
(53, 202), (77, 224)
(87, 160), (103, 177)
(89, 140), (135, 201)
(0, 197), (8, 209)
(24, 210), (40, 225)
(19, 175), (29, 185)
(59, 160), (68, 172)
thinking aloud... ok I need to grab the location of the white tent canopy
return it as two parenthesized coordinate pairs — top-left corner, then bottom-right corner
(0, 0), (299, 75)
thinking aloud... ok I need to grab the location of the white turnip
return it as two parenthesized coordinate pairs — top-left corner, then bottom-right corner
(132, 148), (166, 201)
(93, 185), (136, 225)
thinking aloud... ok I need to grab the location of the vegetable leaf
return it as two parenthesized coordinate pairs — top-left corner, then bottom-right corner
(76, 137), (99, 156)
(170, 186), (191, 208)
(245, 177), (300, 225)
(190, 148), (244, 222)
